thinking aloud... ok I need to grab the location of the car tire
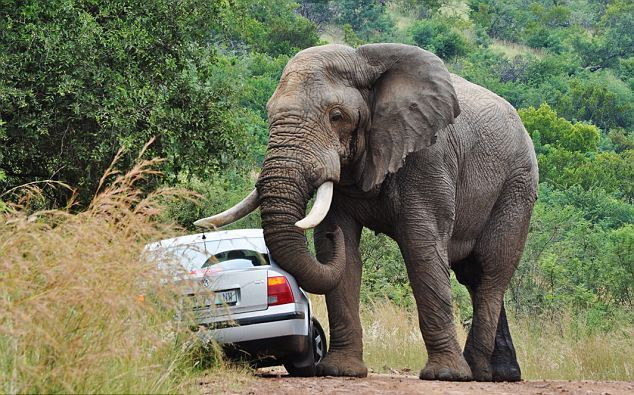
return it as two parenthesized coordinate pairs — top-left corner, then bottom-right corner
(284, 318), (327, 377)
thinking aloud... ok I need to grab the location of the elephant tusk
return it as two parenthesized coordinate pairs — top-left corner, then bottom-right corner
(295, 181), (333, 230)
(193, 189), (259, 229)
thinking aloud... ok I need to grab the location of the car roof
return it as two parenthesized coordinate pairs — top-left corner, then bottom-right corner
(145, 228), (264, 250)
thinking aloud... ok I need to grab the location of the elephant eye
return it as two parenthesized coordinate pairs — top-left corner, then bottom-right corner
(330, 110), (343, 122)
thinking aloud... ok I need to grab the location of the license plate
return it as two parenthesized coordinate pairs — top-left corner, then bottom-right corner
(190, 289), (238, 310)
(214, 289), (238, 305)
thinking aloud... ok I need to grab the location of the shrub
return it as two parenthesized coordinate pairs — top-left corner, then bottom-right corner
(335, 0), (397, 42)
(0, 0), (251, 206)
(409, 19), (469, 60)
(519, 103), (600, 153)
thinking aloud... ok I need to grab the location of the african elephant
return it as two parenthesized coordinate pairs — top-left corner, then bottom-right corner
(195, 43), (538, 382)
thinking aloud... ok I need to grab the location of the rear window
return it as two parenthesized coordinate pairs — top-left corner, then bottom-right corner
(202, 249), (269, 270)
(155, 237), (270, 272)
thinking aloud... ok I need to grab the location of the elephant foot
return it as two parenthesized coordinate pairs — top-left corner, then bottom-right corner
(419, 353), (472, 381)
(492, 363), (521, 382)
(316, 352), (368, 377)
(464, 348), (493, 382)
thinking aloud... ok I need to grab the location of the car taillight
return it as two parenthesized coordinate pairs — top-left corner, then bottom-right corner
(267, 276), (295, 306)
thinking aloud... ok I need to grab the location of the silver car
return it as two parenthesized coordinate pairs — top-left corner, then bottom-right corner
(145, 229), (326, 376)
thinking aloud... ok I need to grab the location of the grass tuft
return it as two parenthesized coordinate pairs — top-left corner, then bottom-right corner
(513, 316), (633, 381)
(0, 143), (226, 394)
(311, 296), (632, 380)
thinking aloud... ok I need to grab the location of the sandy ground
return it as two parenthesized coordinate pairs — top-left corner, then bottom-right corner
(201, 367), (634, 395)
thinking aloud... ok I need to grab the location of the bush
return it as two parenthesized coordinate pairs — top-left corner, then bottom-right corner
(519, 103), (600, 153)
(163, 170), (261, 231)
(563, 72), (634, 131)
(510, 187), (633, 322)
(334, 0), (396, 42)
(220, 0), (320, 56)
(0, 0), (252, 206)
(359, 230), (413, 307)
(409, 19), (470, 60)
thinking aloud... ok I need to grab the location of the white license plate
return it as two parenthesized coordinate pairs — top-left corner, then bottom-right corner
(214, 289), (238, 305)
(190, 289), (238, 310)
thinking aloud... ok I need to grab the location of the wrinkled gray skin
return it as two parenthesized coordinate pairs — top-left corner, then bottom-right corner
(255, 43), (538, 382)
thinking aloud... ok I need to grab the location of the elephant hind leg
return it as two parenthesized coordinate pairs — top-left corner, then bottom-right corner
(453, 255), (520, 380)
(490, 303), (521, 381)
(455, 177), (535, 381)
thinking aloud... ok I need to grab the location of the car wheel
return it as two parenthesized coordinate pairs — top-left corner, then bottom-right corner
(284, 318), (327, 377)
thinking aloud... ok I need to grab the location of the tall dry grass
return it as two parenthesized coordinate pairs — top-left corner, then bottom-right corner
(0, 143), (223, 393)
(311, 296), (632, 380)
(513, 317), (633, 381)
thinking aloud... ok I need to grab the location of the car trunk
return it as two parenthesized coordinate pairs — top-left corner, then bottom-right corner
(187, 266), (269, 316)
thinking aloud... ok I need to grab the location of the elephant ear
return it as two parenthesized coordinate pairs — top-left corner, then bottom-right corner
(356, 43), (460, 192)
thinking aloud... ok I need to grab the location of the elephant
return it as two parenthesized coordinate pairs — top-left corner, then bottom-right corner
(195, 43), (538, 382)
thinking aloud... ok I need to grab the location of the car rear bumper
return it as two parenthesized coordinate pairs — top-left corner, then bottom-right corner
(223, 333), (311, 363)
(211, 311), (305, 329)
(196, 303), (310, 344)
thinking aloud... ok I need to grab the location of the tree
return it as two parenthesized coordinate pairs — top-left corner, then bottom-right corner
(0, 0), (311, 205)
(334, 0), (396, 42)
(409, 19), (469, 60)
(519, 103), (600, 153)
(562, 73), (634, 131)
(296, 0), (336, 31)
(572, 1), (633, 70)
(219, 0), (320, 56)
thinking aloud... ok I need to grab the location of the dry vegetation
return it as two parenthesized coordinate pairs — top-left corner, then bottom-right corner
(310, 296), (633, 381)
(490, 39), (545, 59)
(0, 144), (228, 394)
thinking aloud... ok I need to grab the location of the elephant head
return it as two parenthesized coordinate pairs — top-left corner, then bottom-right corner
(195, 43), (460, 294)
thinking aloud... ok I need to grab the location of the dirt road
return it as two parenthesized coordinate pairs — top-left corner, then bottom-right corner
(202, 368), (634, 394)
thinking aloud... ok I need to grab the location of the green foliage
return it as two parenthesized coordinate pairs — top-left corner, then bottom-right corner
(539, 184), (634, 229)
(394, 0), (450, 18)
(409, 19), (470, 60)
(536, 148), (633, 202)
(335, 0), (397, 42)
(0, 0), (253, 205)
(572, 1), (633, 70)
(343, 24), (365, 47)
(360, 230), (413, 307)
(604, 128), (634, 153)
(511, 188), (633, 327)
(296, 1), (336, 31)
(519, 103), (600, 153)
(564, 72), (633, 131)
(218, 0), (320, 56)
(164, 171), (261, 231)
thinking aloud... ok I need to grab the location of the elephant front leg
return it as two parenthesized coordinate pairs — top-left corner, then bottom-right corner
(314, 214), (367, 377)
(400, 238), (472, 381)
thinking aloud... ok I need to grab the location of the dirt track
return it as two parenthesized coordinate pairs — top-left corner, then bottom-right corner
(202, 368), (634, 394)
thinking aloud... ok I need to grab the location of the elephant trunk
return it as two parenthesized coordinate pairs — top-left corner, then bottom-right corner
(256, 143), (346, 295)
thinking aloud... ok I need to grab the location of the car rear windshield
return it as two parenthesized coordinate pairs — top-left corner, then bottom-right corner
(158, 237), (270, 272)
